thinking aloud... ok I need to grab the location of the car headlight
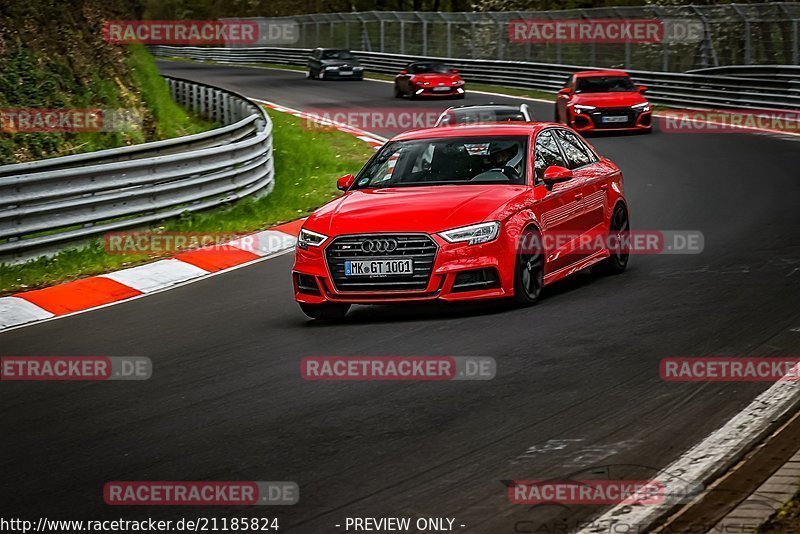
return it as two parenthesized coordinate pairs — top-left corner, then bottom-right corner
(573, 105), (596, 114)
(353, 66), (363, 71)
(298, 229), (328, 249)
(632, 102), (651, 112)
(439, 222), (500, 245)
(451, 80), (464, 86)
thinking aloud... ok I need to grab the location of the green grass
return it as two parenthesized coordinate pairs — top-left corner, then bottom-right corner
(0, 108), (373, 295)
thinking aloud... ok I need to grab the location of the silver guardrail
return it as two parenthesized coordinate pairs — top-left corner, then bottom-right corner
(0, 76), (274, 263)
(150, 45), (800, 111)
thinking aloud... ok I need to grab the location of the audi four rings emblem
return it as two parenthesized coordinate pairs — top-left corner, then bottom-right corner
(361, 238), (398, 253)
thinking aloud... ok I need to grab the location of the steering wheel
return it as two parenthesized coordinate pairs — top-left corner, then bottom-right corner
(485, 166), (521, 181)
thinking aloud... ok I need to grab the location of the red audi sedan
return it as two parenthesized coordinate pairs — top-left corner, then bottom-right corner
(292, 123), (629, 319)
(394, 61), (465, 99)
(555, 70), (652, 134)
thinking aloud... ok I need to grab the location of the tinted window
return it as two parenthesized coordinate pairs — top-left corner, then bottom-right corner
(534, 130), (567, 182)
(448, 108), (526, 125)
(409, 62), (452, 74)
(575, 76), (635, 93)
(322, 50), (354, 60)
(554, 129), (596, 169)
(355, 136), (528, 188)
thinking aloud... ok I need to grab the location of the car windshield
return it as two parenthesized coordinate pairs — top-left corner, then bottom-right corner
(448, 108), (526, 125)
(409, 63), (452, 74)
(575, 76), (635, 93)
(322, 50), (354, 60)
(354, 136), (527, 188)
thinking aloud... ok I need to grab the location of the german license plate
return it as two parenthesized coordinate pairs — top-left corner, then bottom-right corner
(339, 71), (352, 76)
(602, 115), (628, 123)
(345, 259), (413, 276)
(433, 86), (450, 92)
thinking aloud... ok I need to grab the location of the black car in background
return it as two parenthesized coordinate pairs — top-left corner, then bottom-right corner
(307, 48), (364, 80)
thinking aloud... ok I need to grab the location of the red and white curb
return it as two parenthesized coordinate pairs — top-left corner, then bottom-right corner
(0, 220), (304, 332)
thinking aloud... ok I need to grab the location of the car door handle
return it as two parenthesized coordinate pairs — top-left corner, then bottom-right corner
(574, 193), (584, 200)
(599, 184), (608, 191)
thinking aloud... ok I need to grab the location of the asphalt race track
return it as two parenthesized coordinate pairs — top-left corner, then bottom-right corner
(2, 61), (800, 532)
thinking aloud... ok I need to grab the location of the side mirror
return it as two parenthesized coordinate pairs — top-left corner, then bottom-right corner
(451, 69), (459, 74)
(542, 165), (573, 185)
(557, 87), (571, 97)
(400, 69), (407, 75)
(337, 173), (355, 191)
(637, 85), (648, 93)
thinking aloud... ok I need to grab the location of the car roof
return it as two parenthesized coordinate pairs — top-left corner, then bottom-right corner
(316, 48), (351, 52)
(392, 122), (558, 141)
(574, 69), (630, 78)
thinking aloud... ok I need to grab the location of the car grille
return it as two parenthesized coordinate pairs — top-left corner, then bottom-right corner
(589, 107), (637, 129)
(325, 234), (438, 292)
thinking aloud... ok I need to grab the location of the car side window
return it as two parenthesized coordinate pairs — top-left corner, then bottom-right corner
(554, 129), (596, 169)
(534, 130), (567, 182)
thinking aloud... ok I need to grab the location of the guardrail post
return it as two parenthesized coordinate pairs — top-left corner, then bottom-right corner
(446, 22), (452, 58)
(731, 5), (752, 65)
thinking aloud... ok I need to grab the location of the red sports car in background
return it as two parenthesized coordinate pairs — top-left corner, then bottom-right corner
(292, 123), (629, 319)
(394, 61), (465, 99)
(555, 70), (652, 133)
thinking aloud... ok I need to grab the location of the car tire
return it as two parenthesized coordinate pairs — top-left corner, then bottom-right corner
(554, 104), (560, 122)
(319, 70), (326, 80)
(513, 229), (545, 306)
(299, 303), (351, 320)
(394, 84), (403, 98)
(592, 204), (629, 275)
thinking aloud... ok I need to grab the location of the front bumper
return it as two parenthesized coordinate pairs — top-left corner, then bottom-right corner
(322, 69), (364, 80)
(412, 86), (465, 98)
(571, 107), (652, 133)
(292, 232), (514, 305)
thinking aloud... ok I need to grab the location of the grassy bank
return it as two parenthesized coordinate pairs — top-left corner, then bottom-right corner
(0, 0), (214, 166)
(0, 108), (373, 294)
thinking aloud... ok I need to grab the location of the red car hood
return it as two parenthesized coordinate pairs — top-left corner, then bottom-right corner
(572, 91), (647, 108)
(307, 185), (525, 235)
(411, 73), (462, 84)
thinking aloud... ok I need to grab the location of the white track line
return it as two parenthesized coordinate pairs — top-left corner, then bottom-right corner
(580, 375), (800, 533)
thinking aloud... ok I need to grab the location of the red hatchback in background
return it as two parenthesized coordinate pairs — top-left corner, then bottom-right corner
(394, 61), (466, 99)
(292, 123), (629, 319)
(555, 70), (652, 134)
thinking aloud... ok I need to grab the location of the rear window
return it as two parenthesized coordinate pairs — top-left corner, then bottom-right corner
(447, 108), (526, 125)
